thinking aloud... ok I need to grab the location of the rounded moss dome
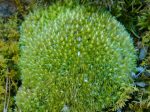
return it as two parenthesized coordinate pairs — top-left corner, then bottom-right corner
(16, 4), (136, 111)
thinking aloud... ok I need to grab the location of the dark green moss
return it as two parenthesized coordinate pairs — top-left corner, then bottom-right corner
(0, 15), (20, 112)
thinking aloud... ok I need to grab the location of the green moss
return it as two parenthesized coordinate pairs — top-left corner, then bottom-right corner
(138, 2), (150, 46)
(0, 16), (20, 111)
(16, 4), (136, 111)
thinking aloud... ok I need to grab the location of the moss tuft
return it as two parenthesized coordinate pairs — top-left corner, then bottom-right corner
(16, 4), (136, 111)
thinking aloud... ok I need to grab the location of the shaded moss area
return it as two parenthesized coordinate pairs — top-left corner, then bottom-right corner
(0, 16), (20, 112)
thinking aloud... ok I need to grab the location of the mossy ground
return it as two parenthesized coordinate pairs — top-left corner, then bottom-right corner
(0, 15), (20, 111)
(0, 0), (149, 111)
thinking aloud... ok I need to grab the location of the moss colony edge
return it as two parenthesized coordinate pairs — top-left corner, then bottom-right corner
(16, 4), (136, 111)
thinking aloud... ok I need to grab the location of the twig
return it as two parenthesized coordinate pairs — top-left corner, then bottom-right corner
(3, 77), (8, 112)
(6, 78), (11, 111)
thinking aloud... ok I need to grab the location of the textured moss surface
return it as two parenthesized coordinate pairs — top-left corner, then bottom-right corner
(0, 16), (19, 112)
(16, 4), (136, 111)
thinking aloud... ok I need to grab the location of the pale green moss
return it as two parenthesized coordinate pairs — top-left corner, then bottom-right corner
(16, 4), (136, 111)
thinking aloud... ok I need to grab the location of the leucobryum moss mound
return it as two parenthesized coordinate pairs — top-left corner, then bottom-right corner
(16, 4), (136, 111)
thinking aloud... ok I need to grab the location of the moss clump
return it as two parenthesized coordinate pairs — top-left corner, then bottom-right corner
(16, 4), (136, 111)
